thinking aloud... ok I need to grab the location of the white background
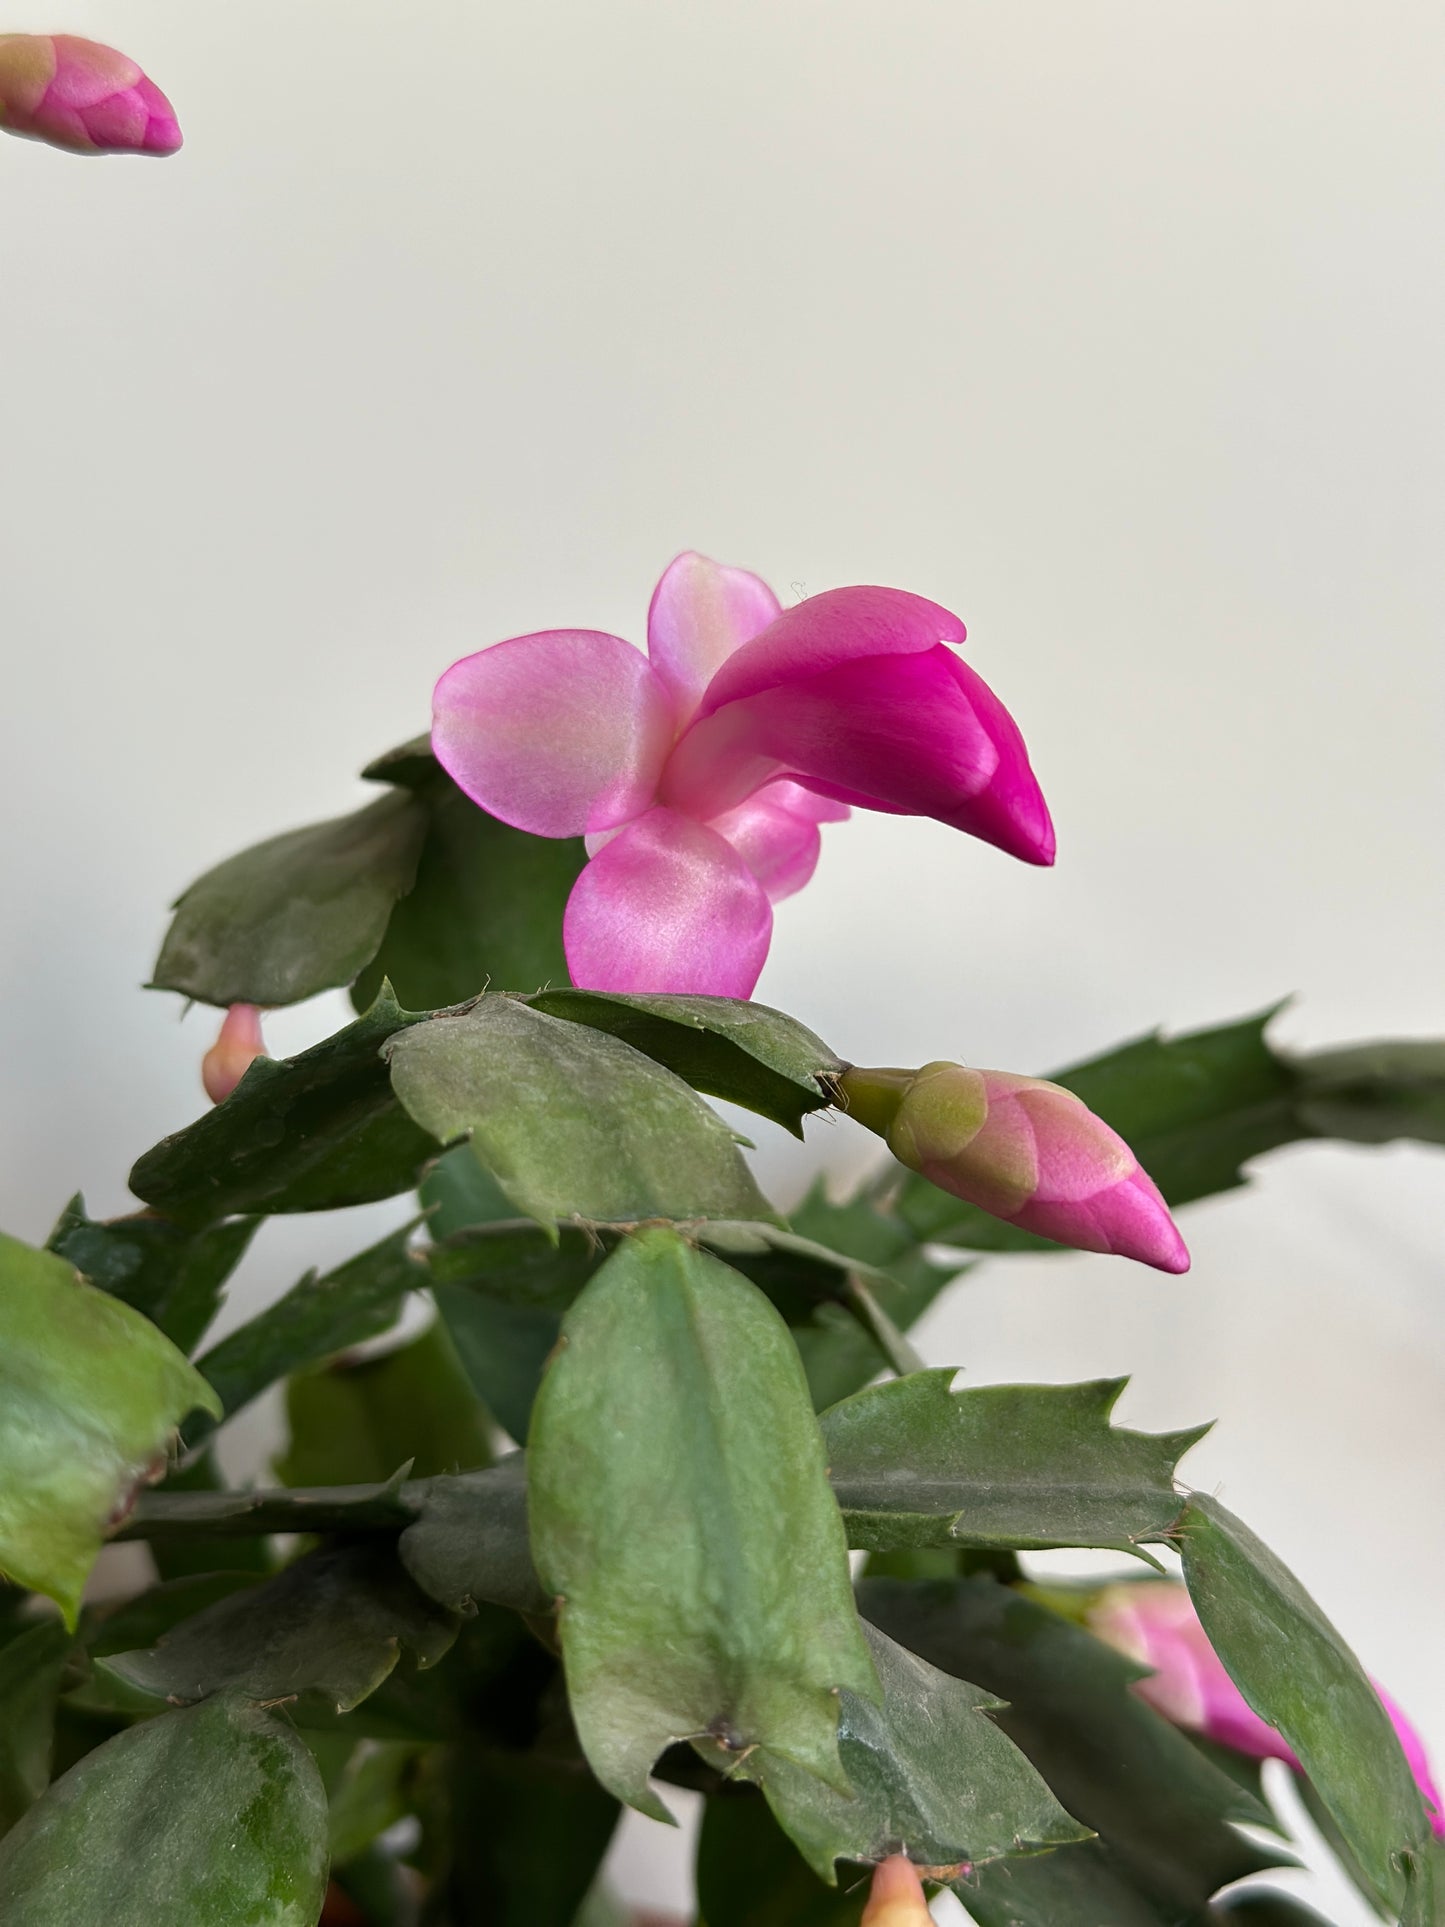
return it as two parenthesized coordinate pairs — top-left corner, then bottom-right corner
(2, 5), (1441, 1919)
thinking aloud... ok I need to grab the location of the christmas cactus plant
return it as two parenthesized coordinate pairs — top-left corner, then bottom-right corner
(3, 59), (1444, 1927)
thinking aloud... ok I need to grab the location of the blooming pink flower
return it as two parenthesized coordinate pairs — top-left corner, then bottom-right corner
(432, 553), (1053, 996)
(839, 1060), (1189, 1273)
(1089, 1582), (1445, 1836)
(862, 1856), (935, 1926)
(202, 1004), (267, 1104)
(0, 34), (181, 156)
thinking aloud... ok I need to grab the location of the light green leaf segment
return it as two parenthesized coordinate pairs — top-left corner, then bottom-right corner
(528, 1227), (878, 1820)
(0, 1231), (220, 1624)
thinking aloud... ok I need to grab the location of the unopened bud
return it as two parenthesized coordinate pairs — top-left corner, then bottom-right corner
(0, 34), (181, 156)
(861, 1856), (933, 1926)
(840, 1061), (1189, 1274)
(202, 1004), (267, 1104)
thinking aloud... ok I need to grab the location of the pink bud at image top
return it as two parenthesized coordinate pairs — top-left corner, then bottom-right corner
(0, 34), (181, 155)
(1088, 1582), (1445, 1837)
(202, 1004), (267, 1105)
(839, 1061), (1189, 1273)
(861, 1856), (934, 1927)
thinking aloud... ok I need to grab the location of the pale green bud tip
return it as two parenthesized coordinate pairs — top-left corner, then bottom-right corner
(835, 1065), (917, 1139)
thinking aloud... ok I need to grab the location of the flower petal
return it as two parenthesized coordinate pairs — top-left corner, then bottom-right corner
(432, 630), (674, 838)
(694, 584), (968, 717)
(646, 552), (781, 723)
(708, 787), (827, 903)
(563, 807), (773, 995)
(664, 644), (1055, 864)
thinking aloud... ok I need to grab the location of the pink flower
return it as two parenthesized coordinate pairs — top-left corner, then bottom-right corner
(839, 1060), (1189, 1273)
(0, 34), (181, 156)
(201, 1004), (267, 1104)
(1089, 1582), (1445, 1836)
(432, 553), (1053, 996)
(861, 1857), (935, 1926)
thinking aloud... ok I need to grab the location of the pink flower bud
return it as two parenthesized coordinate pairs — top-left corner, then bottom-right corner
(840, 1061), (1190, 1274)
(861, 1856), (934, 1926)
(1089, 1582), (1445, 1836)
(201, 1004), (267, 1105)
(0, 34), (181, 155)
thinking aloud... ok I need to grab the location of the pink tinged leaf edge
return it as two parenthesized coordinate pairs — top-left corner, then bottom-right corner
(432, 629), (676, 839)
(562, 807), (773, 996)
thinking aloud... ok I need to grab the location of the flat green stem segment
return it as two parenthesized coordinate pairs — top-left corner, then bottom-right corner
(0, 1231), (220, 1626)
(822, 1373), (1205, 1559)
(696, 1620), (1086, 1883)
(1177, 1493), (1435, 1917)
(0, 1695), (329, 1925)
(129, 986), (438, 1223)
(151, 789), (427, 1008)
(858, 1576), (1285, 1925)
(527, 990), (842, 1136)
(386, 996), (776, 1233)
(117, 1471), (422, 1542)
(46, 1200), (258, 1356)
(527, 1228), (878, 1821)
(102, 1539), (458, 1717)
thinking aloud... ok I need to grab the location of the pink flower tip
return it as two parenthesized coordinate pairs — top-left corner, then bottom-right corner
(0, 34), (181, 156)
(840, 1061), (1190, 1273)
(1088, 1582), (1445, 1838)
(861, 1856), (934, 1926)
(202, 1004), (267, 1105)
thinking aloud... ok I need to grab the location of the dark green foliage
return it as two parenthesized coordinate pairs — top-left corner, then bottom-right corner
(130, 985), (439, 1222)
(697, 1791), (870, 1926)
(151, 789), (427, 1008)
(354, 744), (585, 1010)
(46, 1199), (257, 1354)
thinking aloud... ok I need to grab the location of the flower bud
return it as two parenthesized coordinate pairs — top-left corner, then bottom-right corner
(1088, 1582), (1444, 1835)
(861, 1856), (933, 1927)
(840, 1061), (1189, 1274)
(0, 34), (181, 155)
(202, 1004), (267, 1105)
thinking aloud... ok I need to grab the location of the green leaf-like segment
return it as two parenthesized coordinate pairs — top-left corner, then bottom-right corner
(387, 996), (776, 1232)
(1177, 1493), (1435, 1917)
(858, 1576), (1286, 1924)
(0, 1622), (73, 1838)
(527, 989), (842, 1136)
(355, 742), (585, 1011)
(129, 985), (438, 1223)
(528, 1228), (878, 1820)
(697, 1619), (1087, 1883)
(399, 1455), (546, 1617)
(0, 1230), (220, 1625)
(696, 1793), (869, 1927)
(192, 1223), (419, 1430)
(103, 1539), (458, 1715)
(46, 1200), (257, 1355)
(0, 1695), (329, 1925)
(821, 1374), (1204, 1559)
(152, 789), (427, 1008)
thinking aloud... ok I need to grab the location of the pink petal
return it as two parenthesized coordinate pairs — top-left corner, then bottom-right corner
(708, 790), (824, 903)
(432, 630), (675, 838)
(693, 584), (968, 717)
(663, 645), (1054, 864)
(1375, 1684), (1445, 1837)
(47, 35), (140, 109)
(1011, 1166), (1191, 1274)
(563, 807), (772, 996)
(646, 552), (781, 724)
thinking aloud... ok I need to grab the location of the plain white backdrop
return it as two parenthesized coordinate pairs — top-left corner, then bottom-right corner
(2, 5), (1441, 1918)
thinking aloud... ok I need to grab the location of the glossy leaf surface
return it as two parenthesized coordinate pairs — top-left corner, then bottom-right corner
(528, 989), (841, 1135)
(0, 1694), (329, 1924)
(1178, 1493), (1434, 1915)
(130, 988), (438, 1222)
(528, 1229), (876, 1819)
(387, 997), (775, 1231)
(822, 1373), (1203, 1558)
(0, 1230), (220, 1624)
(354, 745), (584, 1010)
(153, 789), (426, 1007)
(698, 1620), (1087, 1883)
